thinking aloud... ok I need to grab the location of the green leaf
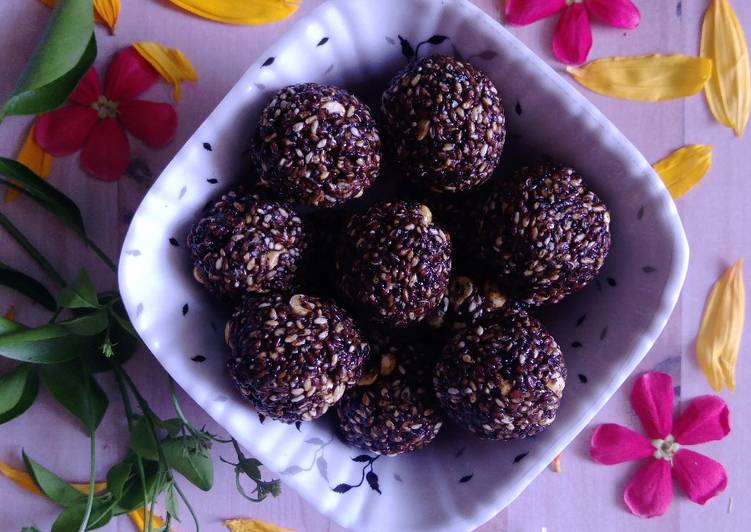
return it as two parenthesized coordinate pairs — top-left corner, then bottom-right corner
(129, 415), (160, 460)
(105, 460), (132, 501)
(165, 482), (180, 521)
(1, 0), (95, 118)
(154, 417), (184, 437)
(0, 364), (39, 424)
(51, 499), (112, 532)
(0, 262), (57, 311)
(23, 451), (87, 507)
(0, 212), (65, 286)
(162, 437), (214, 491)
(85, 501), (114, 530)
(40, 360), (108, 432)
(60, 311), (109, 336)
(0, 158), (85, 235)
(113, 459), (164, 514)
(21, 527), (42, 532)
(130, 420), (213, 490)
(0, 317), (99, 364)
(238, 457), (262, 480)
(108, 307), (137, 339)
(58, 270), (99, 309)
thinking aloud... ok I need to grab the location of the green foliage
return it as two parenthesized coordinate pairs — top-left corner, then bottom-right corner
(0, 317), (101, 364)
(0, 212), (65, 285)
(0, 364), (39, 424)
(23, 452), (87, 507)
(58, 271), (99, 310)
(0, 47), (279, 530)
(0, 262), (56, 310)
(1, 0), (95, 118)
(41, 360), (109, 433)
(161, 436), (214, 491)
(0, 158), (85, 234)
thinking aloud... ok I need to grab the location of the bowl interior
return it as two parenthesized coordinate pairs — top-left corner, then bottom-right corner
(118, 0), (688, 530)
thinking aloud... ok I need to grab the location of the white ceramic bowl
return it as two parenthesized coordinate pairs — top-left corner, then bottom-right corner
(118, 0), (689, 530)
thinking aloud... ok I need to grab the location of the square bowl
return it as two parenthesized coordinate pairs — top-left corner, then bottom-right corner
(118, 0), (689, 530)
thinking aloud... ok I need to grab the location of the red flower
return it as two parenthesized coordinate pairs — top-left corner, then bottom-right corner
(591, 372), (730, 518)
(36, 48), (177, 181)
(505, 0), (641, 64)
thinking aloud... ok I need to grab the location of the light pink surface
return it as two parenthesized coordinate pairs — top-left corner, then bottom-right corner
(0, 1), (748, 531)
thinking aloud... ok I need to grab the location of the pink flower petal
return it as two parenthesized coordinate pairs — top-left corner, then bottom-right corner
(631, 372), (674, 439)
(624, 459), (673, 518)
(80, 118), (129, 181)
(552, 4), (593, 65)
(585, 0), (641, 30)
(673, 395), (730, 445)
(35, 106), (99, 156)
(103, 47), (158, 102)
(673, 449), (727, 505)
(69, 68), (101, 105)
(505, 0), (566, 25)
(118, 100), (177, 147)
(591, 424), (654, 464)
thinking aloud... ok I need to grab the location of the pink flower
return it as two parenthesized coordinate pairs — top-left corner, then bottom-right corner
(505, 0), (641, 64)
(591, 372), (730, 518)
(36, 48), (177, 181)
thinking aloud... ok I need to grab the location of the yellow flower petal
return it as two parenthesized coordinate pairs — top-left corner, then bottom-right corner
(37, 0), (119, 33)
(6, 122), (53, 204)
(93, 0), (120, 34)
(225, 518), (296, 532)
(0, 462), (105, 496)
(652, 145), (713, 199)
(0, 462), (44, 496)
(701, 0), (751, 136)
(550, 453), (562, 473)
(166, 0), (299, 25)
(697, 260), (746, 392)
(128, 509), (167, 531)
(133, 42), (198, 102)
(566, 54), (713, 101)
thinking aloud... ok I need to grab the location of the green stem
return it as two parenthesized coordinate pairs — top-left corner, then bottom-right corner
(113, 367), (151, 532)
(48, 307), (62, 324)
(78, 425), (97, 532)
(173, 480), (200, 532)
(82, 235), (116, 273)
(168, 378), (206, 441)
(0, 211), (66, 285)
(119, 368), (183, 532)
(146, 472), (161, 532)
(168, 378), (191, 426)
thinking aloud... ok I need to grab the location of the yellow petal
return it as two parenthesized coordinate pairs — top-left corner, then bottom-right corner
(93, 0), (120, 34)
(0, 462), (44, 496)
(652, 145), (713, 199)
(225, 518), (296, 532)
(166, 0), (299, 25)
(128, 509), (167, 531)
(6, 122), (53, 204)
(37, 0), (119, 33)
(550, 453), (562, 473)
(0, 462), (105, 496)
(701, 0), (751, 136)
(566, 54), (713, 101)
(697, 260), (745, 392)
(133, 42), (198, 102)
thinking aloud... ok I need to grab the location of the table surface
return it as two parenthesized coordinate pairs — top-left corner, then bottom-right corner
(0, 1), (749, 531)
